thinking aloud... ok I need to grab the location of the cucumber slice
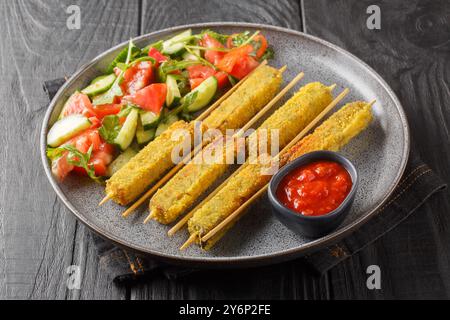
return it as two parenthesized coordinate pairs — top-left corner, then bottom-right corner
(155, 114), (179, 137)
(81, 73), (116, 97)
(91, 74), (111, 85)
(165, 75), (181, 107)
(162, 29), (192, 55)
(183, 76), (218, 112)
(47, 115), (91, 147)
(140, 110), (161, 129)
(114, 109), (139, 151)
(106, 148), (138, 177)
(136, 120), (156, 145)
(182, 48), (200, 61)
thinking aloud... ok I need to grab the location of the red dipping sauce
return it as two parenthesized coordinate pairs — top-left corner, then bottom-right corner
(276, 160), (352, 217)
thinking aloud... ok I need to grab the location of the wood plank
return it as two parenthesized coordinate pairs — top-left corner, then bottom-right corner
(130, 263), (326, 300)
(0, 0), (140, 299)
(303, 0), (450, 299)
(141, 0), (302, 32)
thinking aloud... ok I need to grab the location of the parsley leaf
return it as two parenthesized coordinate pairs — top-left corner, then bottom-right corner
(99, 115), (121, 144)
(259, 46), (275, 61)
(200, 30), (229, 45)
(47, 145), (101, 182)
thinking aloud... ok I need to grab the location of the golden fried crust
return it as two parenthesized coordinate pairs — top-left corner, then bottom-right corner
(188, 158), (273, 239)
(286, 101), (373, 162)
(248, 82), (333, 150)
(106, 121), (195, 205)
(203, 65), (282, 132)
(150, 137), (235, 224)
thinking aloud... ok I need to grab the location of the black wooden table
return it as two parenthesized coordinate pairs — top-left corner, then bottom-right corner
(1, 0), (449, 299)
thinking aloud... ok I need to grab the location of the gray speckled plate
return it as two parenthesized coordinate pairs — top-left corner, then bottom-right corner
(40, 23), (409, 268)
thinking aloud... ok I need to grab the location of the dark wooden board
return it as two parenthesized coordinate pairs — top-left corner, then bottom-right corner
(0, 0), (141, 299)
(303, 0), (450, 299)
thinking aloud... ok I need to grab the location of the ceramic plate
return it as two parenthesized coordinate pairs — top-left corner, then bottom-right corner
(41, 23), (409, 267)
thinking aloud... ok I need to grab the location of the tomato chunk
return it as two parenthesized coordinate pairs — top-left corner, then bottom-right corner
(187, 65), (229, 89)
(200, 34), (226, 65)
(124, 83), (167, 114)
(252, 34), (268, 59)
(91, 104), (122, 119)
(147, 47), (168, 68)
(61, 92), (94, 118)
(229, 55), (259, 79)
(216, 44), (253, 74)
(121, 61), (154, 95)
(51, 129), (114, 180)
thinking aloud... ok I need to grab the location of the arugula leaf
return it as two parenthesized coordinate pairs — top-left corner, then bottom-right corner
(201, 30), (229, 45)
(48, 145), (101, 182)
(230, 31), (251, 47)
(259, 46), (275, 61)
(160, 60), (203, 74)
(98, 115), (121, 144)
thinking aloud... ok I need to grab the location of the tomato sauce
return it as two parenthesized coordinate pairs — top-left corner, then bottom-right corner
(276, 160), (352, 216)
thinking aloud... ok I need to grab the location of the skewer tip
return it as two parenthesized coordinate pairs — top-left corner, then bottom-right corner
(278, 65), (287, 73)
(143, 211), (156, 224)
(99, 194), (111, 206)
(368, 99), (376, 106)
(180, 234), (197, 251)
(328, 84), (337, 91)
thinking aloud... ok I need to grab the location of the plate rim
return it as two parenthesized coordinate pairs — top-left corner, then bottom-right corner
(40, 22), (410, 267)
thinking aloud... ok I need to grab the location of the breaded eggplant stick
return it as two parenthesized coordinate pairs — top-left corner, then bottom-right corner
(105, 65), (283, 205)
(150, 82), (333, 224)
(188, 101), (374, 249)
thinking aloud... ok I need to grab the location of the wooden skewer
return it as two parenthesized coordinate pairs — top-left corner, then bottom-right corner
(136, 68), (301, 222)
(99, 194), (112, 206)
(199, 88), (351, 244)
(168, 72), (306, 234)
(99, 61), (268, 207)
(180, 234), (198, 251)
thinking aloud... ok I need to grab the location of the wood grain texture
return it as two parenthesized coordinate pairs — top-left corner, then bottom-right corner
(130, 262), (328, 300)
(0, 0), (141, 299)
(303, 0), (450, 299)
(141, 0), (302, 32)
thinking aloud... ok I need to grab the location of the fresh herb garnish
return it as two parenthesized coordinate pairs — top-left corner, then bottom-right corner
(98, 115), (121, 144)
(230, 31), (251, 47)
(94, 40), (136, 105)
(160, 60), (203, 73)
(259, 46), (275, 61)
(106, 41), (142, 73)
(201, 30), (229, 45)
(47, 145), (100, 182)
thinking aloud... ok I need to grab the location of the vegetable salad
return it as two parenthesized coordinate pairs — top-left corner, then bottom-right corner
(46, 29), (274, 181)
